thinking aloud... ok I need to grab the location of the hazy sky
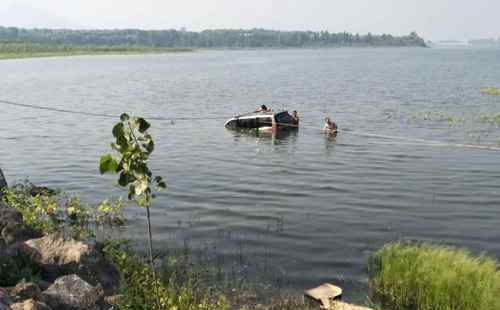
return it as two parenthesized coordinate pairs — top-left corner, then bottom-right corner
(0, 0), (498, 41)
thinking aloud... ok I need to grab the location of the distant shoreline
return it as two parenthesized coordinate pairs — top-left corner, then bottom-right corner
(0, 48), (194, 60)
(0, 44), (431, 61)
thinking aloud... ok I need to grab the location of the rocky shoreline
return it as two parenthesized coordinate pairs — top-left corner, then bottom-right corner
(0, 199), (122, 310)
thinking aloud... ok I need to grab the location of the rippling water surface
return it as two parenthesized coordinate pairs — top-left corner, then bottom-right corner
(1, 47), (500, 301)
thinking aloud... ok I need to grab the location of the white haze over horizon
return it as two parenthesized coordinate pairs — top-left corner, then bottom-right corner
(0, 0), (498, 41)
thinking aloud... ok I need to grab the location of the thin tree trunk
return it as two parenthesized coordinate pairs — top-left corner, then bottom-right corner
(146, 205), (161, 309)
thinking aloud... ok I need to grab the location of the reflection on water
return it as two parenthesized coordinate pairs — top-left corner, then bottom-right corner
(226, 128), (299, 145)
(324, 131), (338, 153)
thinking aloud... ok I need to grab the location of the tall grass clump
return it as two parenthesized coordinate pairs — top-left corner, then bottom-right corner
(368, 242), (500, 310)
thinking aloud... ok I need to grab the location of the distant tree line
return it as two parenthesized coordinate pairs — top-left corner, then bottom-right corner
(0, 26), (427, 48)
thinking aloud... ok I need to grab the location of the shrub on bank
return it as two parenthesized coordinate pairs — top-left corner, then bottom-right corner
(1, 181), (126, 239)
(368, 242), (500, 310)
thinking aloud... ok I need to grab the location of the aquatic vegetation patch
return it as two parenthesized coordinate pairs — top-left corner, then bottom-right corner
(409, 111), (465, 125)
(409, 111), (500, 127)
(368, 242), (500, 310)
(480, 87), (500, 95)
(477, 113), (500, 125)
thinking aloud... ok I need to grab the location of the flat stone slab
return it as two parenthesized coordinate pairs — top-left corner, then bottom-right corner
(304, 283), (343, 309)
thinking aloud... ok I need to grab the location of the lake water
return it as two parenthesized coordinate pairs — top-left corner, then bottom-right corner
(1, 47), (500, 302)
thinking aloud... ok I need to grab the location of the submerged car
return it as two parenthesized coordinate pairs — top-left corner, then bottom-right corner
(224, 110), (297, 130)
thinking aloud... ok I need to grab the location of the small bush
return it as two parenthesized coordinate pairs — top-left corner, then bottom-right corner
(368, 242), (500, 310)
(2, 183), (60, 233)
(1, 181), (126, 239)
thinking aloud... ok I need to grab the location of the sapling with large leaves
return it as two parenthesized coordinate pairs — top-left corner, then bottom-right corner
(99, 113), (166, 288)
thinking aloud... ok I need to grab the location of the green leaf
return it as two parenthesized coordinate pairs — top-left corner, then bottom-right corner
(120, 113), (130, 122)
(112, 123), (124, 138)
(99, 155), (118, 174)
(134, 163), (151, 177)
(116, 134), (128, 148)
(128, 185), (135, 200)
(134, 179), (149, 196)
(136, 118), (151, 133)
(145, 140), (154, 154)
(118, 171), (135, 187)
(110, 143), (120, 152)
(136, 196), (147, 207)
(117, 160), (124, 172)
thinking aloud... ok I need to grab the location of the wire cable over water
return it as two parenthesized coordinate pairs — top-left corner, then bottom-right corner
(1, 98), (500, 152)
(0, 99), (227, 121)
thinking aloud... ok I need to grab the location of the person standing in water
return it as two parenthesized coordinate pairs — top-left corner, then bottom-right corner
(256, 105), (272, 112)
(323, 117), (338, 132)
(291, 110), (299, 127)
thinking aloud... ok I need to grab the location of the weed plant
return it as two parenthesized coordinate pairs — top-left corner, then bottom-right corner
(102, 240), (314, 310)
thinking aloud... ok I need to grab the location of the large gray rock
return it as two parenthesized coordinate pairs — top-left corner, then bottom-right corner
(23, 235), (119, 293)
(42, 274), (102, 310)
(0, 206), (41, 246)
(2, 222), (27, 245)
(0, 206), (22, 231)
(24, 234), (100, 268)
(0, 189), (43, 246)
(10, 299), (52, 310)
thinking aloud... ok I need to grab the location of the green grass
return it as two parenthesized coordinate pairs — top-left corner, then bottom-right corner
(0, 42), (193, 60)
(368, 242), (500, 310)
